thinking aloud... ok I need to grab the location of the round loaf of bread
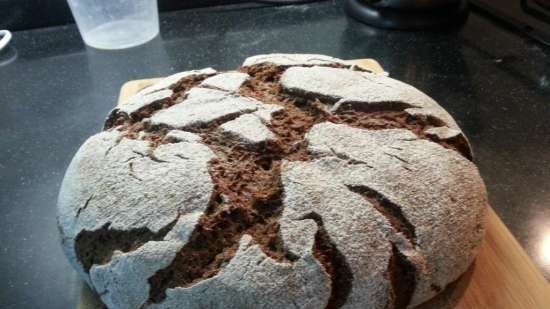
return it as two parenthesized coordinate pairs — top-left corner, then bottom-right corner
(57, 54), (488, 309)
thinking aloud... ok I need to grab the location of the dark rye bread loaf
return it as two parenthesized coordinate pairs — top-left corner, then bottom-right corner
(57, 54), (488, 309)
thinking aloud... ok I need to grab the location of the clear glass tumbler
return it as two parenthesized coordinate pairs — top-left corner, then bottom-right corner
(67, 0), (159, 50)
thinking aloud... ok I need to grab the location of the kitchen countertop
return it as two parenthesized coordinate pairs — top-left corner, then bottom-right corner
(1, 1), (549, 308)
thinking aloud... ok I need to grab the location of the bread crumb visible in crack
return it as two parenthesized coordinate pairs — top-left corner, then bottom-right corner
(346, 185), (416, 247)
(145, 64), (348, 304)
(388, 244), (416, 309)
(299, 212), (353, 309)
(74, 218), (179, 272)
(346, 185), (418, 309)
(105, 74), (212, 129)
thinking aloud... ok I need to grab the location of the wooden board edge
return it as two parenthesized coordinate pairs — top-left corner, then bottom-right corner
(486, 207), (550, 289)
(346, 58), (387, 74)
(118, 78), (162, 105)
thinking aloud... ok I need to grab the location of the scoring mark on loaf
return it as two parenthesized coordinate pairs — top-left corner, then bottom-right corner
(346, 185), (416, 245)
(67, 58), (480, 309)
(346, 185), (418, 309)
(298, 212), (353, 309)
(389, 244), (417, 309)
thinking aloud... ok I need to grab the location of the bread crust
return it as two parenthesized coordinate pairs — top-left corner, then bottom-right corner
(57, 54), (488, 309)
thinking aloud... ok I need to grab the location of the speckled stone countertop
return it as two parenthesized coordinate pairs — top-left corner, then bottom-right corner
(0, 2), (549, 308)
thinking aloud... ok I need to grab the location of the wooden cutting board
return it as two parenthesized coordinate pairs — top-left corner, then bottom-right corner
(78, 59), (550, 309)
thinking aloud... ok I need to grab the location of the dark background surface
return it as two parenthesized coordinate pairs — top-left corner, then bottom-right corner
(1, 1), (550, 308)
(0, 0), (292, 30)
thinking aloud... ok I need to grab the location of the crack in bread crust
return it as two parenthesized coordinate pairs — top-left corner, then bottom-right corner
(105, 74), (212, 129)
(75, 218), (178, 272)
(346, 185), (418, 309)
(346, 185), (417, 246)
(298, 212), (353, 309)
(388, 244), (417, 309)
